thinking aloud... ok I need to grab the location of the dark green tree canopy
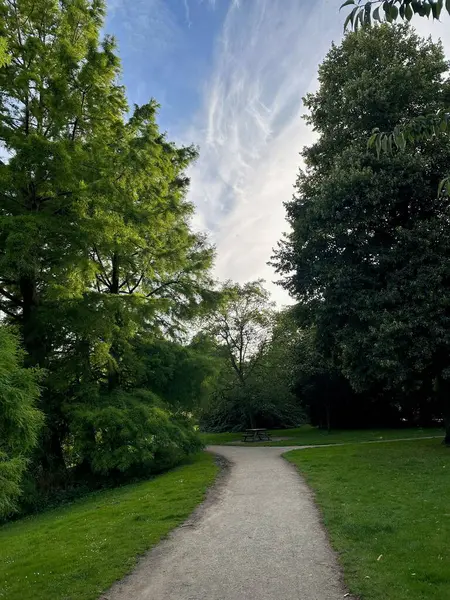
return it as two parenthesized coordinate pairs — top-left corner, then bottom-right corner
(273, 24), (450, 435)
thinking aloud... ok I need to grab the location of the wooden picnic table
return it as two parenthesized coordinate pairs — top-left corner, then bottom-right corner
(242, 428), (272, 442)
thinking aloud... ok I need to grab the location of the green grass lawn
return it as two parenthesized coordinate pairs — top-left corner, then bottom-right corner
(285, 439), (450, 600)
(200, 425), (443, 446)
(0, 452), (218, 600)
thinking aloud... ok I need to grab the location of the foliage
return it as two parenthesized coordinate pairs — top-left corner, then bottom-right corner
(341, 1), (450, 194)
(287, 439), (450, 600)
(341, 0), (450, 30)
(199, 281), (303, 431)
(204, 280), (275, 386)
(134, 338), (221, 413)
(0, 36), (9, 66)
(68, 389), (202, 477)
(0, 0), (214, 499)
(272, 25), (450, 437)
(0, 326), (42, 518)
(0, 452), (218, 600)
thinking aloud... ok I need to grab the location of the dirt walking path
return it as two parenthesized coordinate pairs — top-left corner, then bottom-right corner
(102, 446), (351, 600)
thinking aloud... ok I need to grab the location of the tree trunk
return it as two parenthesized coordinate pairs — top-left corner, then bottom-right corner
(20, 275), (43, 366)
(107, 251), (121, 391)
(39, 425), (67, 487)
(326, 403), (331, 433)
(110, 252), (119, 294)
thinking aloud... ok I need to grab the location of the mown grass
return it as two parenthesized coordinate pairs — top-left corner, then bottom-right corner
(286, 439), (450, 600)
(0, 452), (218, 600)
(200, 425), (443, 446)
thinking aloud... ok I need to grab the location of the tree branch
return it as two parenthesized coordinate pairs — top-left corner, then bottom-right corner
(0, 286), (22, 306)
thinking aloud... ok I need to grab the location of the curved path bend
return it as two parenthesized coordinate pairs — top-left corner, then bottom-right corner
(102, 446), (351, 600)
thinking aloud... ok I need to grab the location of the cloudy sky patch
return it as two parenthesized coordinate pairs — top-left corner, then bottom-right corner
(105, 0), (450, 305)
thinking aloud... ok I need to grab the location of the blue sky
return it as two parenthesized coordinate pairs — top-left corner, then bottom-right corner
(105, 0), (450, 305)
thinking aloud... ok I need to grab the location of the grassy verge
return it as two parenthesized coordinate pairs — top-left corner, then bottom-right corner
(0, 452), (218, 600)
(285, 439), (450, 600)
(200, 425), (443, 446)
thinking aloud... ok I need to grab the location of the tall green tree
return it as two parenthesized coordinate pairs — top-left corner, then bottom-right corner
(0, 0), (214, 482)
(273, 25), (450, 440)
(201, 280), (277, 429)
(341, 0), (450, 195)
(199, 306), (305, 432)
(0, 325), (42, 518)
(242, 309), (305, 428)
(0, 0), (126, 363)
(0, 0), (127, 474)
(205, 281), (274, 385)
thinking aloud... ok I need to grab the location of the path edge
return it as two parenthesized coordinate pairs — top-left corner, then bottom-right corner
(99, 450), (232, 599)
(281, 448), (359, 600)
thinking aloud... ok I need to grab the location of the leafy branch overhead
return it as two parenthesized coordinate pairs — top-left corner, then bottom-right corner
(369, 110), (450, 151)
(341, 0), (450, 30)
(341, 1), (450, 194)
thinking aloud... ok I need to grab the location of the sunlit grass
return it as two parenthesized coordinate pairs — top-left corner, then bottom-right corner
(0, 452), (218, 600)
(286, 439), (450, 600)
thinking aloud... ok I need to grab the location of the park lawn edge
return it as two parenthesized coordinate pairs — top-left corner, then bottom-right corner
(0, 451), (219, 600)
(200, 426), (444, 447)
(283, 439), (450, 600)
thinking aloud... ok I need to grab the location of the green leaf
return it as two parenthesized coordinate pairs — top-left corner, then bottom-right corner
(340, 0), (356, 8)
(390, 5), (399, 20)
(368, 133), (378, 148)
(358, 9), (365, 28)
(344, 6), (359, 29)
(438, 176), (449, 197)
(387, 134), (393, 154)
(405, 3), (414, 20)
(432, 1), (442, 19)
(375, 135), (382, 158)
(384, 1), (393, 22)
(354, 8), (361, 30)
(373, 6), (381, 21)
(447, 0), (450, 15)
(363, 3), (372, 25)
(396, 132), (406, 151)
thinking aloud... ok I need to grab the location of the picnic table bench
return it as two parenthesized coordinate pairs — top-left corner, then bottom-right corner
(242, 428), (272, 442)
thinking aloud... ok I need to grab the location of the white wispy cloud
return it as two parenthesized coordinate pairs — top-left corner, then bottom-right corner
(182, 0), (192, 28)
(106, 0), (450, 307)
(186, 2), (450, 306)
(186, 0), (343, 305)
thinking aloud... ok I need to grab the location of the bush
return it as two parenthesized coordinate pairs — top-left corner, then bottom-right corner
(0, 326), (43, 518)
(69, 388), (202, 478)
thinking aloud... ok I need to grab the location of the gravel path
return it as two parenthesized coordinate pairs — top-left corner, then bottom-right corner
(102, 446), (351, 600)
